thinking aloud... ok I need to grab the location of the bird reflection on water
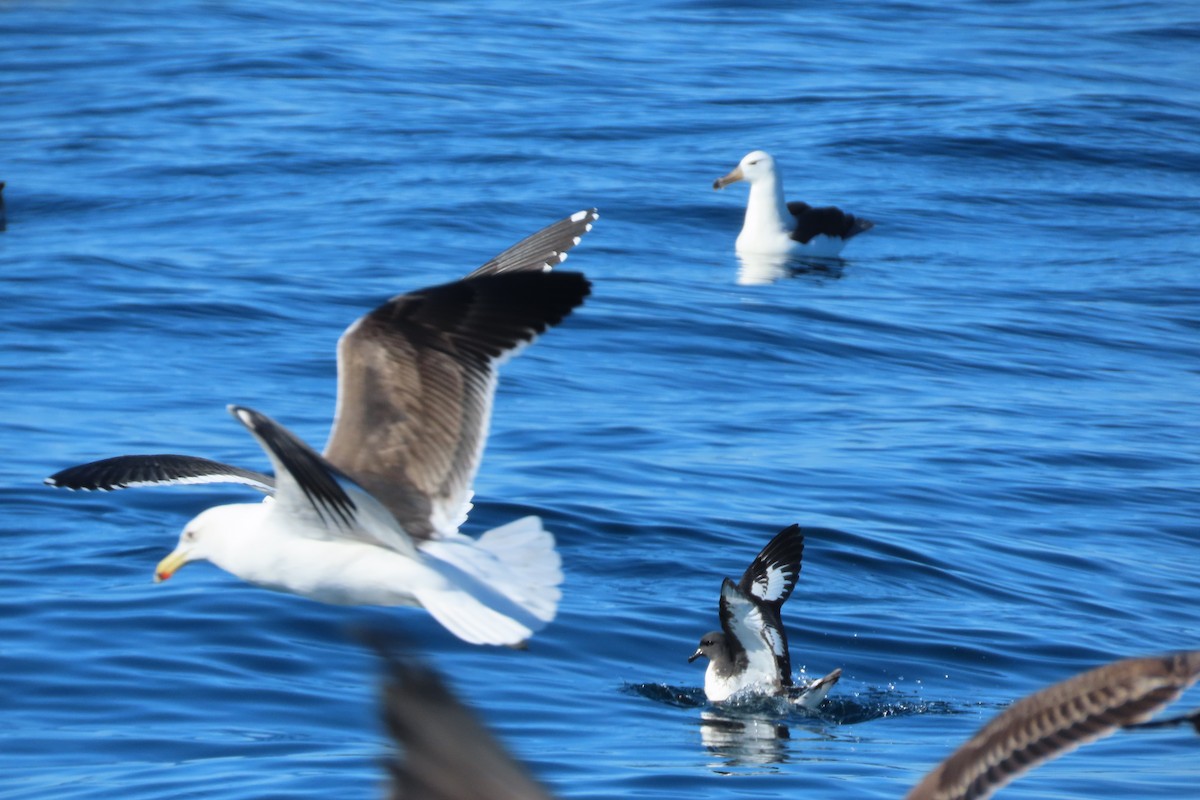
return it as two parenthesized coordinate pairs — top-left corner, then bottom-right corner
(699, 708), (794, 768)
(736, 251), (847, 286)
(629, 679), (958, 770)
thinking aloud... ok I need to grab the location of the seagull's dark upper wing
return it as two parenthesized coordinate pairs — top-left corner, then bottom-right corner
(907, 651), (1200, 800)
(228, 405), (358, 530)
(787, 201), (874, 244)
(736, 524), (804, 684)
(325, 271), (590, 541)
(45, 454), (274, 493)
(228, 406), (418, 557)
(465, 209), (598, 278)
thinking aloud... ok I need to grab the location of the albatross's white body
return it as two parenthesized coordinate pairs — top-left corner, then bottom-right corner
(735, 162), (833, 256)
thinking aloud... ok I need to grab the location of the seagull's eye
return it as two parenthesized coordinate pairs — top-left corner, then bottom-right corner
(184, 530), (196, 542)
(748, 160), (759, 166)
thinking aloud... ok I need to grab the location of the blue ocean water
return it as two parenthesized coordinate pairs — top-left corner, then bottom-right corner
(2, 1), (1199, 798)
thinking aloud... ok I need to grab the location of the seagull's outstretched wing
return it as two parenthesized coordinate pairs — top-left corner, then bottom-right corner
(907, 650), (1200, 800)
(45, 454), (274, 493)
(382, 652), (556, 800)
(325, 271), (590, 541)
(718, 578), (780, 688)
(465, 209), (598, 278)
(736, 524), (804, 684)
(230, 405), (418, 557)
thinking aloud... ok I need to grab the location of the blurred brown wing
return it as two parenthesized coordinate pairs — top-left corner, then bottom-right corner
(382, 655), (556, 800)
(907, 651), (1200, 800)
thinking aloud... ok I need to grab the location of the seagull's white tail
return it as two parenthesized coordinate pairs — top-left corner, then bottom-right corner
(417, 516), (562, 646)
(416, 584), (542, 646)
(474, 516), (562, 623)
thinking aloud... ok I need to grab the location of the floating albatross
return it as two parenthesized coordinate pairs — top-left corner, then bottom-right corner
(378, 647), (1200, 799)
(688, 524), (842, 707)
(46, 210), (598, 647)
(714, 150), (872, 257)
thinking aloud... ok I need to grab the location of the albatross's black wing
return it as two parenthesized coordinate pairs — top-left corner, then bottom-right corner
(787, 201), (873, 245)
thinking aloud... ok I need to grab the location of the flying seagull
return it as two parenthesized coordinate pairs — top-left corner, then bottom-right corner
(713, 150), (872, 257)
(688, 524), (842, 706)
(46, 211), (598, 647)
(378, 648), (1200, 800)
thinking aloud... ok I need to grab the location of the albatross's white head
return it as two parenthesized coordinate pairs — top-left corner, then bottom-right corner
(154, 503), (263, 583)
(713, 150), (778, 190)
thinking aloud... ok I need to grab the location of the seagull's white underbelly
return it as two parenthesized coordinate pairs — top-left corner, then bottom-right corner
(222, 535), (435, 607)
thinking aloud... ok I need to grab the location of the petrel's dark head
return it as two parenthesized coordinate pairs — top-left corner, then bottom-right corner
(689, 631), (726, 663)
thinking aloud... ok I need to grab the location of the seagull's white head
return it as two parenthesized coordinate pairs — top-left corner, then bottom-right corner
(154, 503), (259, 583)
(713, 150), (777, 190)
